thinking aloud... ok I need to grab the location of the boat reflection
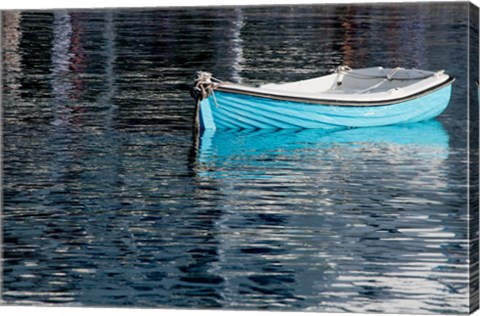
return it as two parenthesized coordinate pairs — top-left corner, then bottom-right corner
(196, 120), (449, 180)
(193, 119), (466, 313)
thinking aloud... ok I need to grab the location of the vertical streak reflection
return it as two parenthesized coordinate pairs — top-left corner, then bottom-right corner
(339, 6), (362, 67)
(3, 11), (23, 101)
(102, 11), (118, 129)
(50, 11), (73, 126)
(230, 8), (244, 83)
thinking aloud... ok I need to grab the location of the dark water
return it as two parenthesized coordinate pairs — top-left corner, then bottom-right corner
(1, 3), (476, 314)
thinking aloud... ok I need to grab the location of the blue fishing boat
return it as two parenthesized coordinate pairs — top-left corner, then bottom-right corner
(190, 66), (454, 130)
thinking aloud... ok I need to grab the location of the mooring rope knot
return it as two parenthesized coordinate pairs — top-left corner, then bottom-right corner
(190, 71), (222, 105)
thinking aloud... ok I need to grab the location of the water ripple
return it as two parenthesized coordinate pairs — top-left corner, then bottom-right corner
(2, 3), (472, 314)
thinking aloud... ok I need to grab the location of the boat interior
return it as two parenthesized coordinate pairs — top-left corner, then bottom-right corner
(219, 67), (452, 103)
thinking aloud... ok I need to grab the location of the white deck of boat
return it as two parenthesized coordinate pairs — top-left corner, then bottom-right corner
(219, 67), (450, 103)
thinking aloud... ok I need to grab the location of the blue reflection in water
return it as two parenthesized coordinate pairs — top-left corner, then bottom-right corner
(197, 120), (449, 180)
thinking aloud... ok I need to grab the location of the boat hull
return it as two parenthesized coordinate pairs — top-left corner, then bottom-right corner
(198, 84), (452, 130)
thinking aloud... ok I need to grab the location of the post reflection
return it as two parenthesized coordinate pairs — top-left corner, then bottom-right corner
(69, 13), (87, 98)
(230, 8), (244, 83)
(50, 11), (74, 126)
(211, 8), (245, 83)
(336, 4), (428, 68)
(3, 11), (23, 101)
(338, 6), (363, 67)
(101, 11), (118, 128)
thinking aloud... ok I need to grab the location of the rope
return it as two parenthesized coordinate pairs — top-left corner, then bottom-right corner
(356, 68), (401, 94)
(190, 71), (222, 107)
